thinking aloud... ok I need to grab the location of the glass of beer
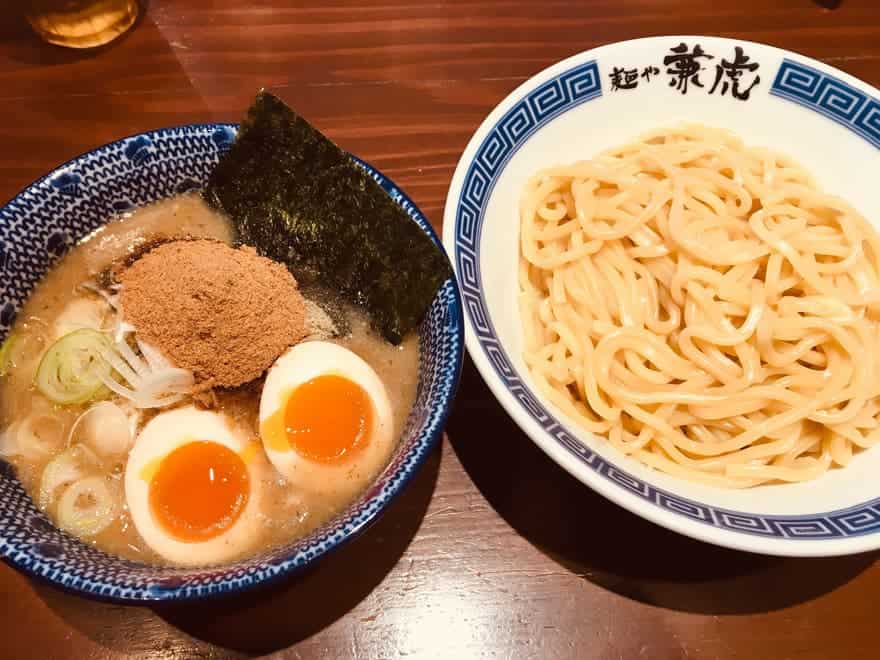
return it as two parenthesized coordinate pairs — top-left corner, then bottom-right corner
(24, 0), (140, 49)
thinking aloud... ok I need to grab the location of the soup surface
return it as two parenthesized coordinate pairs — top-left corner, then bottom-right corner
(0, 194), (419, 565)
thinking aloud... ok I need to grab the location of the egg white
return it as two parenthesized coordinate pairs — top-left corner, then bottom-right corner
(124, 406), (264, 566)
(259, 341), (395, 500)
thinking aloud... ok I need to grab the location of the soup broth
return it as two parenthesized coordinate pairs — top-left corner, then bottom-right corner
(0, 194), (419, 565)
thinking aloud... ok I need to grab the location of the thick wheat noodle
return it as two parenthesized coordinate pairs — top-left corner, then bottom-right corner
(518, 125), (880, 488)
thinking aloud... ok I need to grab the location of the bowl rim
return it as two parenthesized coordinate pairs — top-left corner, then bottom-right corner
(0, 122), (465, 601)
(442, 35), (880, 557)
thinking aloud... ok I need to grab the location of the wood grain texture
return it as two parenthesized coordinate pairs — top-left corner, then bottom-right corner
(1, 1), (880, 658)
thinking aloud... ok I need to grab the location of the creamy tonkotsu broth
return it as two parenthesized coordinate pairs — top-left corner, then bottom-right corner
(0, 194), (419, 565)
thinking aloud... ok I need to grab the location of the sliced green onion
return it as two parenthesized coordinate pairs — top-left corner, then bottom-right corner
(38, 444), (99, 510)
(16, 414), (65, 460)
(35, 329), (113, 405)
(56, 475), (117, 537)
(67, 401), (133, 456)
(0, 334), (17, 377)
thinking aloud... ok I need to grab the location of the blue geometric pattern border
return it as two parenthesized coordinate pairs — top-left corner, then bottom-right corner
(771, 59), (880, 150)
(456, 61), (601, 253)
(454, 58), (880, 540)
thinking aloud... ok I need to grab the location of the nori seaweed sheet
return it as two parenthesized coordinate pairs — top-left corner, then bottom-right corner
(204, 91), (451, 344)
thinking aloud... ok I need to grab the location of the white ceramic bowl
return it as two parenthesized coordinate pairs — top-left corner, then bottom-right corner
(443, 36), (880, 557)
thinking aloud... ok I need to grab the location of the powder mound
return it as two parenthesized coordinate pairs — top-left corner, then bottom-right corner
(118, 239), (306, 388)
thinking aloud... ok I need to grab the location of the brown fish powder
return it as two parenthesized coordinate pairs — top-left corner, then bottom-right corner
(118, 239), (306, 388)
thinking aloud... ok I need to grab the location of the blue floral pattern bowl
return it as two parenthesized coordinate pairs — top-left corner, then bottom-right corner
(0, 124), (464, 601)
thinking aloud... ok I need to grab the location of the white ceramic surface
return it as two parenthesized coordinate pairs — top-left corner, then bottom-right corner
(443, 36), (880, 556)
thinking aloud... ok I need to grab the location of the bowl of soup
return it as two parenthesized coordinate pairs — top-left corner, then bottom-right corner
(0, 105), (463, 600)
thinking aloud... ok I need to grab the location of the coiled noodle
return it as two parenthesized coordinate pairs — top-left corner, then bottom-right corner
(518, 125), (880, 488)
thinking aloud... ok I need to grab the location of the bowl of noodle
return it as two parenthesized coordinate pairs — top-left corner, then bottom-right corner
(443, 36), (880, 556)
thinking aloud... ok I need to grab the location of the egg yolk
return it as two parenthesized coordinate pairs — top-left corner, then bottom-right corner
(262, 374), (372, 463)
(149, 441), (249, 542)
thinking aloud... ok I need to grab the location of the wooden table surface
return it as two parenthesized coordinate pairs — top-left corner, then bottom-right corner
(2, 1), (880, 658)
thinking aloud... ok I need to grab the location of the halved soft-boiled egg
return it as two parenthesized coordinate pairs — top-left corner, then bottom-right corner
(259, 341), (394, 499)
(125, 406), (264, 566)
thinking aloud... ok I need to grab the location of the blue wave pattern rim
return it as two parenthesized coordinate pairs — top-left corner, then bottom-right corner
(0, 124), (464, 600)
(454, 58), (880, 540)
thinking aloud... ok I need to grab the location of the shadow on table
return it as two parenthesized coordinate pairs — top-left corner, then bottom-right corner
(447, 357), (876, 615)
(33, 443), (441, 657)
